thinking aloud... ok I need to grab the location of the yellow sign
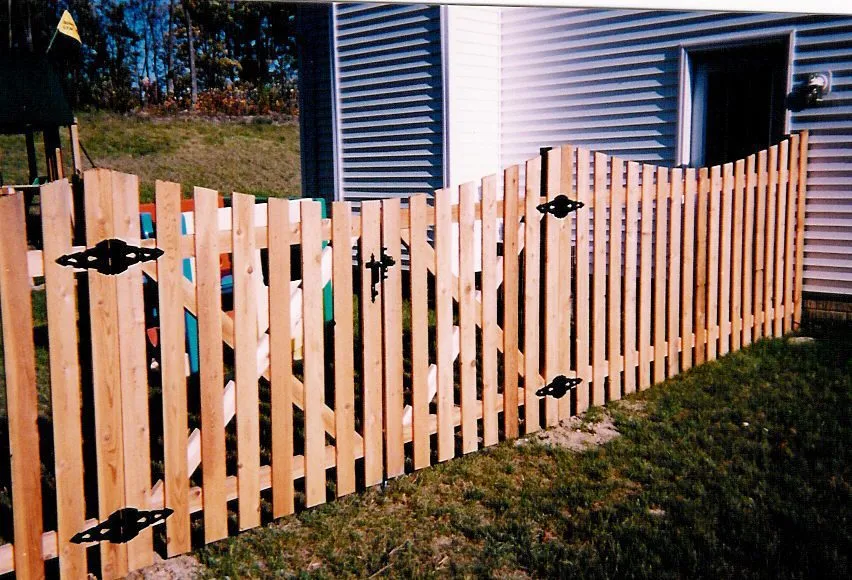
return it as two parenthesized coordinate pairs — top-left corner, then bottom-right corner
(57, 10), (81, 44)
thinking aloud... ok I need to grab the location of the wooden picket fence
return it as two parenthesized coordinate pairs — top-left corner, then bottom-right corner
(0, 134), (807, 579)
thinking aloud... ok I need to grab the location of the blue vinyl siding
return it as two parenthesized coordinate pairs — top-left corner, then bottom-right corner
(501, 9), (852, 295)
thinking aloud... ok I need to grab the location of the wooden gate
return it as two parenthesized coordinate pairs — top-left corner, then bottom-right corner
(0, 134), (808, 579)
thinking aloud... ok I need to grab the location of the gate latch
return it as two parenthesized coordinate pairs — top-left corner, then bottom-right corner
(537, 195), (584, 219)
(536, 375), (583, 399)
(56, 238), (164, 275)
(70, 507), (173, 545)
(365, 248), (395, 303)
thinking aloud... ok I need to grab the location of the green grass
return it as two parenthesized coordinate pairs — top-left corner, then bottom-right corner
(197, 327), (851, 579)
(0, 111), (302, 201)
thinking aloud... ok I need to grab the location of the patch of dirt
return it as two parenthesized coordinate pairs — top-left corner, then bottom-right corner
(521, 409), (622, 452)
(124, 554), (203, 580)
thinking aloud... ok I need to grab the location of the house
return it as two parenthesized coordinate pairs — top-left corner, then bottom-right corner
(296, 4), (852, 299)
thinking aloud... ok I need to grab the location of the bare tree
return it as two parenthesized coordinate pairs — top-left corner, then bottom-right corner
(183, 0), (197, 105)
(167, 0), (175, 94)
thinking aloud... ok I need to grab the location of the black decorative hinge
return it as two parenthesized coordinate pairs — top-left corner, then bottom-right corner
(536, 375), (583, 399)
(537, 195), (584, 219)
(70, 507), (172, 545)
(56, 238), (164, 275)
(365, 248), (395, 303)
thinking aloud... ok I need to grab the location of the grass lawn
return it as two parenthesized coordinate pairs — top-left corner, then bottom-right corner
(197, 325), (851, 579)
(0, 111), (302, 201)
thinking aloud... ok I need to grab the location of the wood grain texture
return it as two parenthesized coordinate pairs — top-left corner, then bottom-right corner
(742, 156), (757, 346)
(502, 167), (521, 437)
(718, 163), (734, 356)
(784, 137), (799, 333)
(667, 169), (683, 378)
(592, 153), (607, 404)
(193, 186), (228, 542)
(764, 146), (778, 337)
(408, 195), (432, 467)
(608, 158), (624, 398)
(623, 162), (640, 394)
(459, 184), (479, 450)
(0, 192), (45, 580)
(544, 149), (562, 424)
(524, 158), (542, 432)
(480, 177), (499, 444)
(731, 161), (745, 351)
(653, 166), (668, 384)
(694, 169), (709, 365)
(40, 180), (87, 574)
(436, 188), (456, 459)
(575, 150), (591, 409)
(774, 141), (788, 337)
(638, 165), (653, 389)
(268, 198), (295, 515)
(793, 132), (808, 326)
(681, 169), (697, 371)
(558, 146), (575, 419)
(706, 166), (721, 361)
(754, 151), (768, 340)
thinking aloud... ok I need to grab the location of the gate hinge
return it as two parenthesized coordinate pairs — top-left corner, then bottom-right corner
(365, 247), (395, 303)
(536, 375), (583, 399)
(70, 507), (172, 545)
(56, 238), (164, 275)
(537, 195), (584, 219)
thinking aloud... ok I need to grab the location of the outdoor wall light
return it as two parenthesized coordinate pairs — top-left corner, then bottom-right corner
(805, 72), (831, 105)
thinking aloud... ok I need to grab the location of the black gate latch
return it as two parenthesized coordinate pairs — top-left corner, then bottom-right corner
(70, 507), (173, 545)
(536, 375), (583, 399)
(56, 238), (164, 275)
(365, 248), (395, 303)
(537, 195), (584, 219)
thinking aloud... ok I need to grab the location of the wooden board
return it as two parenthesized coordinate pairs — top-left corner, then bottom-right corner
(381, 198), (406, 473)
(592, 153), (607, 404)
(193, 186), (228, 542)
(731, 161), (745, 352)
(524, 158), (543, 431)
(706, 166), (721, 361)
(233, 192), (261, 527)
(753, 151), (768, 340)
(718, 164), (734, 356)
(681, 169), (697, 371)
(558, 146), (575, 419)
(575, 150), (591, 409)
(775, 140), (789, 337)
(360, 201), (384, 484)
(608, 158), (624, 398)
(667, 169), (683, 378)
(458, 184), (479, 450)
(502, 167), (521, 437)
(638, 165), (653, 389)
(793, 133), (808, 326)
(436, 188), (456, 458)
(544, 149), (562, 423)
(694, 169), (709, 365)
(268, 198), (295, 515)
(764, 146), (778, 338)
(84, 169), (129, 577)
(784, 136), (799, 333)
(155, 181), (191, 553)
(480, 177), (499, 444)
(408, 195), (432, 467)
(623, 162), (640, 394)
(742, 156), (757, 346)
(301, 201), (327, 507)
(0, 192), (45, 580)
(653, 166), (668, 384)
(40, 180), (88, 575)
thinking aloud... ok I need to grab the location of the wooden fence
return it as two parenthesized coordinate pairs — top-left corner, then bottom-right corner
(0, 134), (808, 579)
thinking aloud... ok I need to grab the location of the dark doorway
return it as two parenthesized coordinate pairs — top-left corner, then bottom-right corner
(689, 39), (788, 167)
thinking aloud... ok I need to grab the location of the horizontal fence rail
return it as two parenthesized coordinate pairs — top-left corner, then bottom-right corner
(0, 134), (808, 578)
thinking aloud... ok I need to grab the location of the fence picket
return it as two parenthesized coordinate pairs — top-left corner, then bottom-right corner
(302, 200), (327, 507)
(458, 184), (479, 449)
(592, 153), (608, 404)
(522, 159), (542, 431)
(719, 164), (734, 356)
(360, 201), (385, 483)
(268, 198), (295, 514)
(381, 198), (406, 472)
(681, 169), (697, 371)
(435, 189), (456, 458)
(233, 192), (261, 527)
(742, 155), (757, 346)
(545, 149), (562, 424)
(764, 146), (779, 337)
(558, 145), (575, 419)
(638, 165), (653, 389)
(784, 136), (799, 332)
(409, 195), (432, 466)
(707, 166), (722, 361)
(775, 141), (789, 337)
(0, 192), (45, 580)
(194, 186), (228, 542)
(609, 158), (625, 398)
(731, 161), (745, 351)
(623, 162), (640, 394)
(40, 180), (87, 575)
(667, 168), (683, 378)
(575, 150), (591, 409)
(502, 167), (521, 437)
(480, 177), (500, 444)
(695, 168), (709, 365)
(654, 166), (668, 383)
(754, 152), (768, 339)
(84, 169), (129, 577)
(794, 133), (809, 326)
